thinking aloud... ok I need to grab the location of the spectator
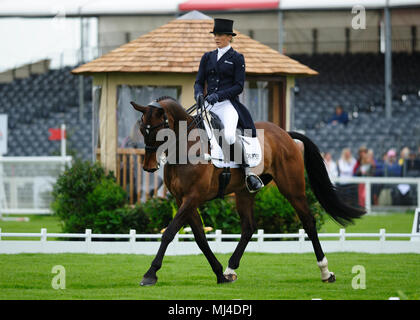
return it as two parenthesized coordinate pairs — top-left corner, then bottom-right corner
(337, 147), (357, 204)
(323, 152), (338, 181)
(405, 150), (420, 177)
(337, 148), (356, 177)
(328, 105), (349, 126)
(352, 146), (368, 176)
(398, 146), (410, 175)
(374, 152), (387, 177)
(384, 149), (402, 177)
(354, 149), (376, 207)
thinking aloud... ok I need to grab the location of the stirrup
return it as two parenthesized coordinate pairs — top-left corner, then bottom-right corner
(245, 172), (264, 193)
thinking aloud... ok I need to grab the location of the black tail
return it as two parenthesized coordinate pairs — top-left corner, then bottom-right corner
(288, 131), (366, 226)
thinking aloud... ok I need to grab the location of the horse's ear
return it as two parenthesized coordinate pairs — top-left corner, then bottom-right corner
(130, 101), (148, 113)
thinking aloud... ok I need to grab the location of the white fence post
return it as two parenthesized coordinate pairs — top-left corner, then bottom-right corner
(130, 229), (136, 243)
(129, 229), (136, 254)
(339, 228), (346, 251)
(40, 228), (47, 253)
(298, 229), (305, 242)
(298, 229), (305, 252)
(85, 229), (92, 242)
(339, 228), (346, 242)
(257, 229), (264, 243)
(41, 228), (47, 242)
(379, 228), (386, 253)
(257, 229), (264, 251)
(215, 229), (222, 243)
(61, 124), (66, 158)
(417, 181), (420, 209)
(85, 229), (92, 253)
(365, 181), (372, 214)
(379, 228), (386, 242)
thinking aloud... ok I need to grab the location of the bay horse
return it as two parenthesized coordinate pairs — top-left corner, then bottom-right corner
(130, 97), (366, 286)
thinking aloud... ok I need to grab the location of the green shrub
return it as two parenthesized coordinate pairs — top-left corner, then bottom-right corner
(141, 196), (175, 233)
(51, 159), (125, 233)
(198, 173), (326, 234)
(254, 174), (325, 233)
(199, 197), (240, 234)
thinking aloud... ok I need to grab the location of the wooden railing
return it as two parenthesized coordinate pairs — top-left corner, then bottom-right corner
(96, 148), (167, 204)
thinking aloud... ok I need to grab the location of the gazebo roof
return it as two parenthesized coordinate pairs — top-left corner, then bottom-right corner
(72, 11), (317, 76)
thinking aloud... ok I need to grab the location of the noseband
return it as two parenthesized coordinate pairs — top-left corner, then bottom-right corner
(140, 101), (169, 152)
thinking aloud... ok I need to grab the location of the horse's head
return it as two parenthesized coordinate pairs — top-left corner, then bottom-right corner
(130, 100), (170, 172)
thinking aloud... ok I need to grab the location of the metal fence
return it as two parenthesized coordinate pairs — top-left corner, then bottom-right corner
(0, 155), (72, 215)
(331, 176), (420, 214)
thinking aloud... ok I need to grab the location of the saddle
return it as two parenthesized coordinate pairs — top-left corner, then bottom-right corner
(191, 104), (263, 198)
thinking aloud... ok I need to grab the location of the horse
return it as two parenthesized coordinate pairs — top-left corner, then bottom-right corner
(130, 97), (366, 286)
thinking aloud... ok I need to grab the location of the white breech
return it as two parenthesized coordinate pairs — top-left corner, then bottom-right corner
(206, 100), (239, 145)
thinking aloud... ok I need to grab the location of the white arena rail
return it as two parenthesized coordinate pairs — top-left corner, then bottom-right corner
(0, 228), (419, 255)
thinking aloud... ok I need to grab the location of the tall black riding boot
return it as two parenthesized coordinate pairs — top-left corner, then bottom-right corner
(231, 137), (264, 193)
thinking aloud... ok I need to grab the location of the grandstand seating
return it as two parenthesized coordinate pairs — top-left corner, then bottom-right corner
(291, 52), (420, 170)
(0, 66), (92, 159)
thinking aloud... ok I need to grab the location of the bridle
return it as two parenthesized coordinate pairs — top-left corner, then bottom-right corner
(139, 99), (210, 154)
(139, 101), (169, 153)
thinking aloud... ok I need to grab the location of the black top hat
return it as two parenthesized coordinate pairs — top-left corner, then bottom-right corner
(210, 18), (237, 36)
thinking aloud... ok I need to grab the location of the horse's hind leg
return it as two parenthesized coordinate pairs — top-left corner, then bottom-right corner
(273, 173), (336, 283)
(224, 189), (257, 281)
(188, 211), (232, 284)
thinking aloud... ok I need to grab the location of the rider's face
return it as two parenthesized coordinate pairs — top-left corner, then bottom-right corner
(214, 33), (232, 48)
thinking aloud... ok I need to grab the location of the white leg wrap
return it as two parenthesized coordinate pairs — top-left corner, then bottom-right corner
(224, 267), (237, 276)
(317, 257), (332, 281)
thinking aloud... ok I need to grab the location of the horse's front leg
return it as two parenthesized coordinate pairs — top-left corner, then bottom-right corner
(224, 189), (257, 282)
(140, 197), (196, 286)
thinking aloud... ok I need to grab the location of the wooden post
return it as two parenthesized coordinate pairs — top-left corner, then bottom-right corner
(137, 155), (142, 203)
(129, 154), (134, 204)
(122, 155), (127, 191)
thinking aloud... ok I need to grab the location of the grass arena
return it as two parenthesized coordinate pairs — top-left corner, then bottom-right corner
(1, 213), (419, 300)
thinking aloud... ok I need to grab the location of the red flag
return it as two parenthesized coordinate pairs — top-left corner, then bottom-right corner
(48, 128), (66, 141)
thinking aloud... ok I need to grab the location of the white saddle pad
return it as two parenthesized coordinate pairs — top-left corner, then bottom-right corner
(203, 117), (262, 168)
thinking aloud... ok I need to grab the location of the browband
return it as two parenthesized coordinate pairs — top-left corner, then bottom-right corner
(147, 101), (163, 109)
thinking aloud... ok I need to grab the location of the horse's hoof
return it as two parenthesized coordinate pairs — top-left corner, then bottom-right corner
(223, 267), (238, 282)
(322, 272), (336, 283)
(224, 273), (238, 282)
(140, 276), (158, 286)
(217, 275), (235, 284)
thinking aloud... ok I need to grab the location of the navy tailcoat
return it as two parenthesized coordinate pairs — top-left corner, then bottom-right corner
(194, 47), (257, 137)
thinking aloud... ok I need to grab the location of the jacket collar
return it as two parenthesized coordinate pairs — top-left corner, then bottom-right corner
(210, 47), (235, 69)
(217, 47), (234, 64)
